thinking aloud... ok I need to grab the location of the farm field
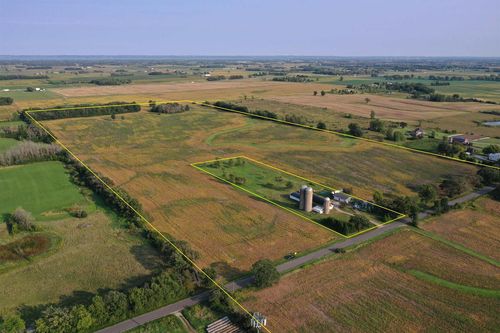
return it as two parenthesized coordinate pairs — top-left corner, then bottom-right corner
(326, 75), (500, 103)
(50, 79), (330, 98)
(194, 156), (400, 236)
(241, 229), (500, 332)
(0, 161), (163, 320)
(422, 197), (500, 262)
(232, 98), (374, 132)
(43, 105), (478, 276)
(0, 137), (19, 153)
(421, 111), (500, 138)
(270, 93), (500, 123)
(0, 161), (93, 220)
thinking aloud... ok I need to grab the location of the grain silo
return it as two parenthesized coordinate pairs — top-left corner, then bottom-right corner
(299, 185), (308, 210)
(304, 186), (313, 212)
(323, 197), (331, 214)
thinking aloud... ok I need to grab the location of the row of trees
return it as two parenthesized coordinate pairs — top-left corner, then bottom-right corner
(0, 74), (48, 80)
(0, 141), (62, 166)
(35, 271), (188, 333)
(89, 78), (131, 85)
(24, 102), (141, 121)
(150, 102), (190, 114)
(212, 101), (278, 119)
(0, 123), (53, 143)
(321, 215), (371, 234)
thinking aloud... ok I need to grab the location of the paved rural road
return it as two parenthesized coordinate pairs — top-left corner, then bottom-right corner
(96, 186), (495, 333)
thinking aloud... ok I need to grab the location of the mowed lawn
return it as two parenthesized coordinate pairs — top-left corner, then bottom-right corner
(0, 161), (90, 220)
(241, 229), (500, 332)
(0, 137), (19, 153)
(44, 106), (477, 277)
(422, 197), (500, 262)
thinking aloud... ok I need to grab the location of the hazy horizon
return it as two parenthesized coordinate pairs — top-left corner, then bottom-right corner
(1, 0), (499, 57)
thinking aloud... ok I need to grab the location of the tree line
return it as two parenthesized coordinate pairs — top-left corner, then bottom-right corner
(149, 102), (190, 114)
(0, 74), (48, 80)
(23, 102), (141, 121)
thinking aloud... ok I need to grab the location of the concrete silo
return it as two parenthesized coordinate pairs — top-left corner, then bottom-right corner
(323, 197), (331, 214)
(304, 186), (313, 212)
(299, 185), (308, 210)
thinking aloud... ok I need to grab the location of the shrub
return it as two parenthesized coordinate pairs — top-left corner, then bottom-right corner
(68, 205), (88, 218)
(5, 207), (36, 235)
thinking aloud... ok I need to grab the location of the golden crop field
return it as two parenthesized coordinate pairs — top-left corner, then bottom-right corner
(44, 105), (478, 277)
(423, 197), (500, 261)
(270, 93), (500, 122)
(241, 229), (500, 332)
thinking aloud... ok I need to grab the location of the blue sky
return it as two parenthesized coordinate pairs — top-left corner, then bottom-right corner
(1, 0), (499, 56)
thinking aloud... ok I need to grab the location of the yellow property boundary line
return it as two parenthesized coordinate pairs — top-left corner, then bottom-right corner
(18, 97), (495, 331)
(192, 156), (406, 239)
(23, 107), (272, 333)
(25, 100), (499, 170)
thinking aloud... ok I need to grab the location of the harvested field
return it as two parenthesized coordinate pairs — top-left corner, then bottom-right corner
(44, 106), (477, 276)
(423, 197), (500, 262)
(51, 80), (331, 98)
(270, 93), (500, 122)
(242, 229), (500, 332)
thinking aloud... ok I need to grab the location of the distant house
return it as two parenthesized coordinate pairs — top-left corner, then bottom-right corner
(449, 135), (470, 145)
(488, 153), (500, 162)
(332, 192), (352, 204)
(411, 127), (424, 139)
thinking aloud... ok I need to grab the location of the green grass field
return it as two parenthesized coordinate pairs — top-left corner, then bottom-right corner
(0, 90), (62, 102)
(126, 315), (188, 333)
(0, 161), (92, 220)
(0, 137), (19, 153)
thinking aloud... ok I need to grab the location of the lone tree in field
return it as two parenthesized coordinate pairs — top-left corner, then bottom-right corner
(320, 90), (326, 96)
(365, 97), (371, 104)
(313, 91), (318, 96)
(370, 110), (376, 119)
(5, 207), (36, 234)
(252, 259), (280, 288)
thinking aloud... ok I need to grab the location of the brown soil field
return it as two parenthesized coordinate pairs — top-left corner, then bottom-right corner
(423, 198), (500, 261)
(51, 79), (332, 98)
(421, 111), (500, 138)
(44, 106), (478, 277)
(270, 93), (500, 122)
(242, 229), (500, 332)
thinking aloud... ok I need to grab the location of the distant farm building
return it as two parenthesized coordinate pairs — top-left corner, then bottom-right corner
(411, 127), (424, 139)
(488, 153), (500, 162)
(291, 185), (355, 215)
(332, 192), (352, 204)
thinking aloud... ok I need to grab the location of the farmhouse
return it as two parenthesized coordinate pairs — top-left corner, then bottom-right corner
(411, 127), (424, 139)
(332, 192), (352, 204)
